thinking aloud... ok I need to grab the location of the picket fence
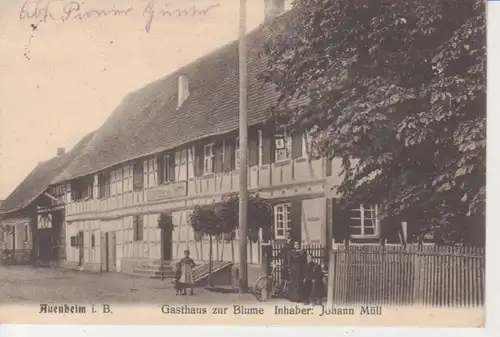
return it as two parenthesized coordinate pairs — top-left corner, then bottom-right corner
(327, 244), (485, 307)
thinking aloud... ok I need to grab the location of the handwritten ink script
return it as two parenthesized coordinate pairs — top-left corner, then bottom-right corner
(19, 0), (221, 32)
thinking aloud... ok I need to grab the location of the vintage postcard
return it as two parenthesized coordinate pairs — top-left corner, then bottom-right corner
(0, 0), (487, 327)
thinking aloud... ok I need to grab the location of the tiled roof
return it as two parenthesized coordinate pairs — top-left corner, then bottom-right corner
(0, 132), (96, 215)
(55, 25), (279, 182)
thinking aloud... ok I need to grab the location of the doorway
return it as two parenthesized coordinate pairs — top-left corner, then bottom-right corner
(77, 231), (84, 266)
(101, 232), (116, 272)
(161, 228), (172, 261)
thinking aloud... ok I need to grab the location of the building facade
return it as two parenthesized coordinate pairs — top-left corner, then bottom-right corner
(61, 125), (356, 274)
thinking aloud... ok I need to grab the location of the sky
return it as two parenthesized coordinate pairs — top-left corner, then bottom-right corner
(0, 0), (291, 199)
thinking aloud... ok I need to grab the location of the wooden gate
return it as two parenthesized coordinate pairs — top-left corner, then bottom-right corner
(270, 243), (326, 295)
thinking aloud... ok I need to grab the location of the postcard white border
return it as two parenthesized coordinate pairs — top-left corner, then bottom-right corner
(0, 0), (499, 335)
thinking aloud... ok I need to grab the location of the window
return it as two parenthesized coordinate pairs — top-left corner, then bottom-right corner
(275, 128), (292, 161)
(0, 228), (4, 243)
(133, 161), (144, 190)
(274, 203), (291, 239)
(146, 159), (157, 188)
(235, 138), (240, 169)
(203, 143), (215, 174)
(24, 224), (29, 244)
(349, 204), (380, 237)
(91, 233), (95, 247)
(70, 236), (77, 247)
(98, 172), (111, 198)
(71, 177), (93, 201)
(164, 154), (174, 183)
(133, 215), (144, 241)
(163, 152), (185, 183)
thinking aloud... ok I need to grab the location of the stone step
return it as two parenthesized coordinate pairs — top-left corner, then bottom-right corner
(135, 265), (175, 272)
(148, 260), (174, 267)
(134, 266), (174, 274)
(133, 268), (176, 279)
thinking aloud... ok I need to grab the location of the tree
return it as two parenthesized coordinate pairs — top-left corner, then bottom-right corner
(189, 204), (224, 286)
(261, 0), (485, 245)
(188, 193), (274, 285)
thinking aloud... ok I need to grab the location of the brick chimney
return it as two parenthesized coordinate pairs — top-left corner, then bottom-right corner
(177, 74), (190, 109)
(264, 0), (285, 23)
(57, 147), (65, 156)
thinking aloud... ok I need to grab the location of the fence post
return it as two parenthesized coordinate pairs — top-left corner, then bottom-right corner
(327, 249), (336, 307)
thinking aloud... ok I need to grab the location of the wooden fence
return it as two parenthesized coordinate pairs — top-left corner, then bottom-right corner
(327, 245), (485, 307)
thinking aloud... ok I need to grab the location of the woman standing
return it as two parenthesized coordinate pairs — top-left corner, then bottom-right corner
(286, 241), (307, 302)
(177, 250), (196, 295)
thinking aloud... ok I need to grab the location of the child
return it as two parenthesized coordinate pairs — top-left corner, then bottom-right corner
(173, 264), (183, 295)
(178, 250), (196, 295)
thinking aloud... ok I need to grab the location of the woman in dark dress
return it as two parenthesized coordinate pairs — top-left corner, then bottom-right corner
(287, 241), (307, 302)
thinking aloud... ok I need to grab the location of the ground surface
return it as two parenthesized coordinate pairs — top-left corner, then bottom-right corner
(0, 265), (263, 305)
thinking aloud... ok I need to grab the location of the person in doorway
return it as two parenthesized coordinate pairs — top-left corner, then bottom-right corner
(287, 241), (307, 302)
(177, 250), (196, 295)
(302, 254), (325, 305)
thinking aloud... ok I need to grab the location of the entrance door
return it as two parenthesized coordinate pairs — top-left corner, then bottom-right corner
(161, 228), (172, 261)
(78, 231), (84, 266)
(102, 232), (117, 272)
(106, 232), (117, 271)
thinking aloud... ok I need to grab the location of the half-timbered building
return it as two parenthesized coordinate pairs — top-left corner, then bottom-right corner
(2, 0), (407, 281)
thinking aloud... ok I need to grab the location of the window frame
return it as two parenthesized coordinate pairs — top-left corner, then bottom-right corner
(274, 203), (291, 239)
(349, 204), (380, 238)
(132, 161), (144, 191)
(203, 143), (215, 175)
(98, 172), (112, 199)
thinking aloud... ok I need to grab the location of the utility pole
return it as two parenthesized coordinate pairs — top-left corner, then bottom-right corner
(238, 0), (249, 293)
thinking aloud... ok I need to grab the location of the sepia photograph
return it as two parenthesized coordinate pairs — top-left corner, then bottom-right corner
(0, 0), (486, 327)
